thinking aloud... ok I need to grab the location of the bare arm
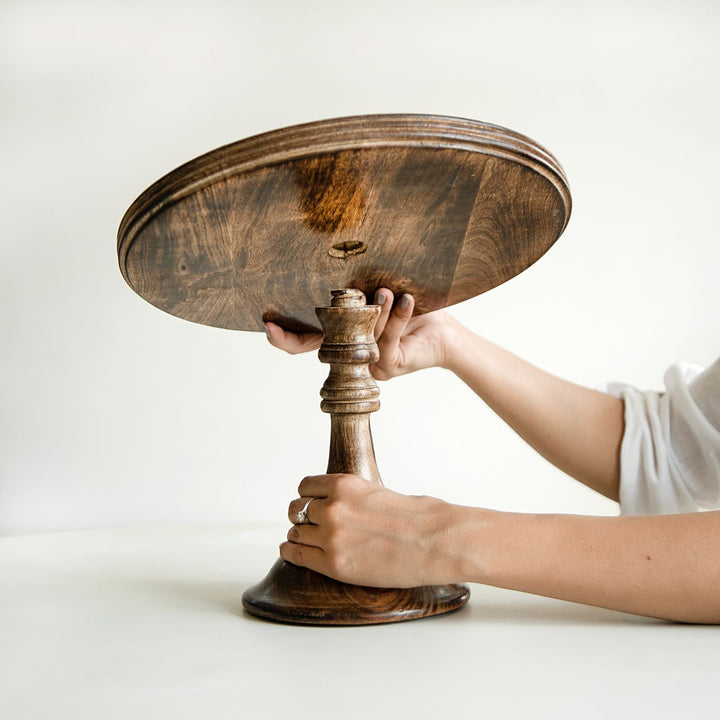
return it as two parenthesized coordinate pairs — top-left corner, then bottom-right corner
(472, 506), (720, 622)
(283, 475), (720, 624)
(443, 327), (624, 500)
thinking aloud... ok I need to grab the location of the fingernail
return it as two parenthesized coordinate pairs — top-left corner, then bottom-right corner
(375, 290), (386, 305)
(400, 294), (411, 309)
(263, 323), (271, 337)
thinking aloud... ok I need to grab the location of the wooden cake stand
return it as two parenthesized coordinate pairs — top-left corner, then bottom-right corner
(117, 114), (571, 625)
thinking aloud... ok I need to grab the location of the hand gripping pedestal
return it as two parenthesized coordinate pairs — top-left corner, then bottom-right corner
(241, 289), (470, 624)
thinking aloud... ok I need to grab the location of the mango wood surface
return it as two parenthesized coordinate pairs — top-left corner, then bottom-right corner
(242, 559), (470, 625)
(118, 115), (571, 333)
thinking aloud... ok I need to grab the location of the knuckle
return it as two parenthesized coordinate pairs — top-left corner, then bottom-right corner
(323, 500), (341, 524)
(328, 552), (349, 578)
(325, 527), (344, 555)
(343, 473), (365, 492)
(416, 494), (441, 513)
(331, 485), (351, 505)
(325, 522), (340, 543)
(336, 472), (358, 488)
(325, 474), (345, 496)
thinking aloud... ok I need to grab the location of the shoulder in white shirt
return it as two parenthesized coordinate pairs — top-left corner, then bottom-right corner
(604, 359), (720, 516)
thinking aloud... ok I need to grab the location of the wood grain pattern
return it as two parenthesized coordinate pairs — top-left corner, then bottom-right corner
(118, 114), (571, 333)
(242, 559), (470, 625)
(317, 290), (383, 484)
(242, 290), (469, 624)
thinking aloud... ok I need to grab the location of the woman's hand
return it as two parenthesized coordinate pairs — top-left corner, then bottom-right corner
(264, 288), (464, 380)
(280, 474), (468, 588)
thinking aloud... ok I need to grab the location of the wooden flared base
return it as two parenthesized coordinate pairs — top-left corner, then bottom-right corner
(242, 559), (470, 625)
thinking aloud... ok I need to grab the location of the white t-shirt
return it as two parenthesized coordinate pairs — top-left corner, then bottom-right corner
(606, 359), (720, 516)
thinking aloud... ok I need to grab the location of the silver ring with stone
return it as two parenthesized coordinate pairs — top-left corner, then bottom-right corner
(296, 497), (316, 525)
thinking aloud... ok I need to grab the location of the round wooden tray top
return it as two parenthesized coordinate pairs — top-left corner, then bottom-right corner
(118, 114), (571, 333)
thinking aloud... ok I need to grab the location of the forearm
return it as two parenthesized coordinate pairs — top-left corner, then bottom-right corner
(448, 505), (720, 623)
(443, 326), (624, 500)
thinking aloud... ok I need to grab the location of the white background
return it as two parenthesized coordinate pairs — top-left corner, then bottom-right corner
(2, 0), (718, 534)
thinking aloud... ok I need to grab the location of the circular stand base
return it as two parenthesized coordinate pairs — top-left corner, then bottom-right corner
(242, 559), (470, 625)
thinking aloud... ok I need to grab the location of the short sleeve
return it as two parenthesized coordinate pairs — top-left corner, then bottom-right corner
(605, 360), (720, 516)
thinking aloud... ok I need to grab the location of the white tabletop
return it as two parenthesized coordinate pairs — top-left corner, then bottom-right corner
(1, 525), (716, 719)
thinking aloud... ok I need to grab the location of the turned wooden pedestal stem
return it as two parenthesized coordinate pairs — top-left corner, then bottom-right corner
(319, 289), (383, 483)
(241, 289), (470, 625)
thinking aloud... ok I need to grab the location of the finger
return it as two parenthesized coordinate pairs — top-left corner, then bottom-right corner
(287, 496), (324, 525)
(372, 288), (394, 339)
(286, 523), (324, 548)
(264, 322), (322, 355)
(376, 293), (414, 354)
(279, 540), (327, 573)
(297, 474), (338, 497)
